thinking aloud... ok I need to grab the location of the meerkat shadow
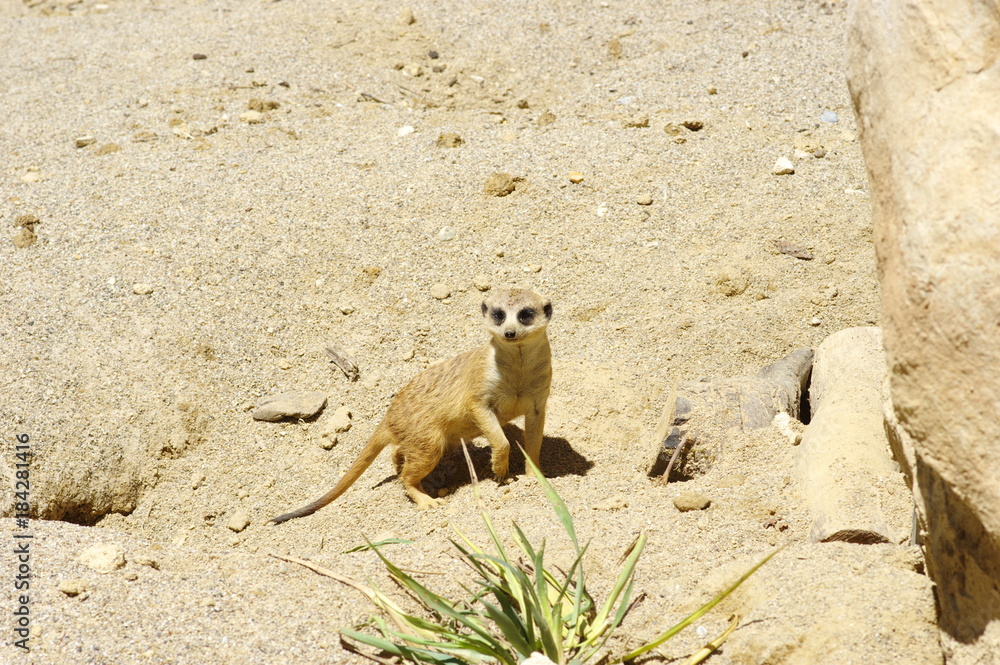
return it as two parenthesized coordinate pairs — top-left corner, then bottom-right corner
(423, 424), (592, 493)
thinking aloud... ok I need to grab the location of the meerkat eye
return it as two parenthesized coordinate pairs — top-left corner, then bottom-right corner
(517, 308), (536, 325)
(491, 308), (506, 325)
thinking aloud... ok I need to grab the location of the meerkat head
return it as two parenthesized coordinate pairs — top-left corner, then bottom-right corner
(481, 288), (552, 343)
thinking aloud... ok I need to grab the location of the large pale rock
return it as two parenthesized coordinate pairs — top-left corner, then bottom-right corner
(848, 1), (1000, 660)
(794, 327), (908, 544)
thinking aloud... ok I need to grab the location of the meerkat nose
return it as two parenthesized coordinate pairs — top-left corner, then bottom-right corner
(504, 330), (516, 339)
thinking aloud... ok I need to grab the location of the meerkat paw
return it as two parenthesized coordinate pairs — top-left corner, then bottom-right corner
(414, 495), (447, 509)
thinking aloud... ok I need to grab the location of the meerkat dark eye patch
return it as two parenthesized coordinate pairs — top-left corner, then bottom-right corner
(481, 302), (488, 316)
(491, 308), (506, 325)
(517, 308), (536, 325)
(543, 303), (553, 319)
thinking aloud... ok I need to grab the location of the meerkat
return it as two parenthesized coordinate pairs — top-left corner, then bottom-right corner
(270, 288), (552, 524)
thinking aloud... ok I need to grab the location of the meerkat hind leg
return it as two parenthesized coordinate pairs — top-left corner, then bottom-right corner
(398, 440), (447, 509)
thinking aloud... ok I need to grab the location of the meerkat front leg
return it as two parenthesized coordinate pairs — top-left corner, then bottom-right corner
(472, 405), (511, 481)
(523, 397), (548, 475)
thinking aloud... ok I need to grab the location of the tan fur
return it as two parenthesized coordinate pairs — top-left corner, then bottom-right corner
(270, 288), (552, 524)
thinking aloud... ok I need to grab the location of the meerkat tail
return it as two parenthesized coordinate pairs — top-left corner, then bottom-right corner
(269, 424), (393, 524)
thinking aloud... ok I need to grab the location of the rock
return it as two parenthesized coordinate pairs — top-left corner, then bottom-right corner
(795, 328), (902, 544)
(190, 472), (206, 490)
(12, 228), (36, 249)
(567, 171), (584, 184)
(95, 143), (121, 155)
(239, 110), (265, 124)
(436, 132), (464, 148)
(328, 406), (352, 433)
(437, 226), (456, 241)
(396, 6), (415, 25)
(772, 157), (795, 175)
(536, 111), (556, 127)
(483, 172), (515, 196)
(396, 125), (416, 137)
(607, 36), (622, 59)
(716, 473), (746, 488)
(192, 53), (207, 60)
(75, 136), (96, 148)
(636, 194), (653, 206)
(58, 579), (89, 596)
(430, 283), (451, 300)
(247, 98), (280, 111)
(622, 114), (649, 128)
(813, 147), (827, 158)
(472, 275), (491, 291)
(674, 492), (711, 512)
(252, 392), (327, 421)
(682, 119), (704, 131)
(713, 265), (750, 296)
(132, 283), (153, 295)
(227, 509), (250, 532)
(849, 3), (1000, 652)
(820, 110), (839, 123)
(79, 544), (126, 573)
(15, 214), (40, 229)
(775, 240), (814, 260)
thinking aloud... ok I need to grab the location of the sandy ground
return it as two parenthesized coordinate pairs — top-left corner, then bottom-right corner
(2, 0), (941, 663)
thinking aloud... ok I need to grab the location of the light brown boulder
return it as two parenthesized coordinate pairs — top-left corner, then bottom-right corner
(848, 1), (1000, 660)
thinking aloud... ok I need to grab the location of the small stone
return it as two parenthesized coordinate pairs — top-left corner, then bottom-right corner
(775, 240), (814, 260)
(636, 194), (653, 206)
(58, 579), (89, 596)
(682, 119), (704, 131)
(430, 283), (451, 300)
(397, 125), (416, 137)
(622, 114), (649, 128)
(437, 226), (457, 241)
(15, 215), (41, 229)
(239, 110), (265, 124)
(397, 6), (415, 25)
(95, 143), (122, 155)
(12, 228), (36, 249)
(21, 170), (42, 183)
(528, 264), (542, 273)
(192, 53), (207, 60)
(329, 406), (352, 433)
(809, 317), (822, 327)
(772, 157), (795, 175)
(339, 304), (356, 315)
(132, 283), (153, 295)
(248, 98), (280, 111)
(252, 391), (327, 421)
(813, 147), (827, 158)
(227, 509), (250, 532)
(436, 487), (449, 497)
(79, 544), (126, 573)
(673, 492), (711, 512)
(536, 111), (556, 127)
(403, 63), (423, 77)
(568, 171), (585, 184)
(428, 50), (439, 59)
(133, 554), (160, 569)
(607, 36), (622, 59)
(820, 110), (839, 123)
(592, 494), (627, 511)
(484, 172), (516, 197)
(75, 136), (96, 148)
(191, 472), (206, 490)
(472, 275), (491, 291)
(494, 247), (505, 257)
(707, 86), (718, 95)
(436, 132), (464, 148)
(124, 572), (139, 581)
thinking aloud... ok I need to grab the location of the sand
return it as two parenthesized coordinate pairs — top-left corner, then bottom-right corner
(1, 0), (942, 663)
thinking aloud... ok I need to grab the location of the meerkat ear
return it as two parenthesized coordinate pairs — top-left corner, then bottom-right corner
(543, 301), (553, 319)
(481, 301), (489, 316)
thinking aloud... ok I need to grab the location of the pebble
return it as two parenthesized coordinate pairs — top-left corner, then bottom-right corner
(328, 406), (352, 433)
(248, 98), (280, 111)
(682, 119), (704, 131)
(192, 53), (207, 60)
(12, 228), (36, 249)
(472, 275), (491, 291)
(95, 143), (121, 155)
(536, 111), (556, 127)
(397, 6), (415, 25)
(820, 110), (839, 123)
(397, 125), (416, 137)
(58, 579), (89, 597)
(132, 283), (153, 295)
(252, 391), (327, 421)
(568, 171), (585, 184)
(75, 136), (96, 148)
(813, 147), (827, 158)
(673, 492), (711, 512)
(190, 471), (206, 490)
(636, 194), (653, 206)
(772, 157), (795, 175)
(78, 543), (126, 573)
(133, 554), (160, 569)
(775, 240), (814, 260)
(437, 226), (456, 241)
(21, 170), (42, 183)
(430, 283), (451, 300)
(483, 172), (515, 196)
(809, 317), (822, 327)
(622, 114), (649, 128)
(227, 509), (250, 533)
(436, 132), (464, 148)
(716, 473), (746, 488)
(239, 111), (265, 124)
